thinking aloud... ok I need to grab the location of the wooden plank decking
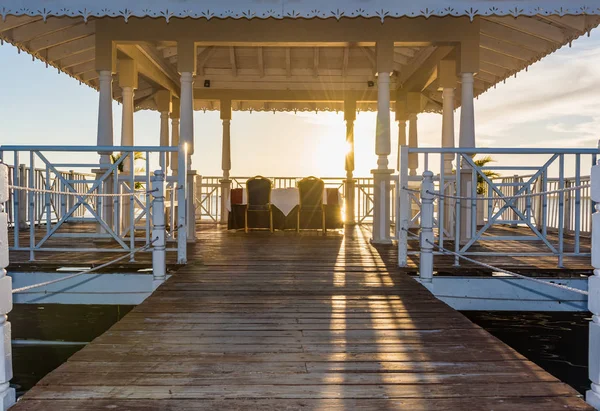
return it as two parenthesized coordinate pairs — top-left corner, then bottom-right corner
(11, 226), (591, 410)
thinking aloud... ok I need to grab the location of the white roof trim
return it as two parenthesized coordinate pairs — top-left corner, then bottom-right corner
(2, 1), (600, 22)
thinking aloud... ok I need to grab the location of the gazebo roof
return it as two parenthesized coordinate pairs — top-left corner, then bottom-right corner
(1, 2), (599, 114)
(1, 1), (600, 20)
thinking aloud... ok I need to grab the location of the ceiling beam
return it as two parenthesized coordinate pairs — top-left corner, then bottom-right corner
(539, 15), (587, 33)
(28, 22), (95, 53)
(480, 35), (538, 62)
(486, 16), (567, 44)
(480, 19), (554, 52)
(313, 48), (319, 78)
(194, 88), (379, 102)
(70, 60), (95, 76)
(46, 35), (95, 62)
(359, 47), (376, 75)
(58, 48), (95, 69)
(229, 46), (237, 77)
(197, 46), (216, 76)
(0, 16), (42, 34)
(398, 46), (453, 92)
(118, 44), (180, 98)
(397, 46), (437, 84)
(257, 47), (265, 78)
(285, 48), (292, 78)
(10, 17), (80, 44)
(342, 47), (349, 78)
(479, 48), (522, 71)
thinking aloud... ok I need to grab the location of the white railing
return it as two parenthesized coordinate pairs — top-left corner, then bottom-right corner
(196, 175), (396, 226)
(0, 145), (189, 263)
(4, 164), (94, 227)
(0, 162), (173, 409)
(398, 147), (597, 267)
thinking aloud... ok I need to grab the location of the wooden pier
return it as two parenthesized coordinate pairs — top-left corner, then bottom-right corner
(11, 226), (591, 410)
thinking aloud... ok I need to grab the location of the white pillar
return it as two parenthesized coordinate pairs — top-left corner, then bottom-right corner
(442, 87), (455, 174)
(408, 114), (419, 176)
(120, 86), (135, 232)
(97, 70), (114, 165)
(345, 115), (356, 225)
(159, 111), (170, 170)
(459, 73), (475, 149)
(220, 118), (232, 225)
(0, 164), (16, 409)
(419, 171), (435, 282)
(180, 72), (194, 169)
(442, 87), (456, 237)
(587, 162), (600, 408)
(151, 169), (166, 290)
(121, 87), (134, 151)
(170, 117), (180, 174)
(372, 72), (393, 244)
(459, 72), (476, 243)
(396, 120), (406, 171)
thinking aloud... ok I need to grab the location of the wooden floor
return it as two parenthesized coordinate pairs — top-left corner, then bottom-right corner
(8, 222), (592, 276)
(11, 226), (590, 410)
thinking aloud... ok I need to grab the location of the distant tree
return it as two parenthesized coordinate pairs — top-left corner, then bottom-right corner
(474, 156), (500, 195)
(111, 152), (146, 189)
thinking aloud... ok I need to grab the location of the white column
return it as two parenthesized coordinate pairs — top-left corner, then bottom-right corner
(159, 111), (170, 170)
(151, 169), (166, 290)
(170, 117), (180, 174)
(459, 73), (475, 149)
(120, 86), (135, 232)
(120, 86), (134, 171)
(442, 87), (455, 174)
(222, 119), (231, 180)
(96, 70), (115, 231)
(345, 117), (356, 225)
(97, 70), (114, 165)
(587, 163), (600, 408)
(459, 72), (476, 243)
(372, 72), (393, 244)
(396, 119), (406, 171)
(442, 87), (456, 237)
(180, 72), (194, 169)
(408, 113), (418, 176)
(220, 118), (232, 225)
(0, 164), (16, 409)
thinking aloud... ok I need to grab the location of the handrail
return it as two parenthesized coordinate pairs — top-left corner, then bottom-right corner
(407, 147), (599, 154)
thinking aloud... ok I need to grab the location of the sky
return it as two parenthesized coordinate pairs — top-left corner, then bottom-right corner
(1, 32), (600, 178)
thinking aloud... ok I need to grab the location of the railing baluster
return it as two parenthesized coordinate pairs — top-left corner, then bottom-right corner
(575, 154), (581, 254)
(558, 154), (565, 267)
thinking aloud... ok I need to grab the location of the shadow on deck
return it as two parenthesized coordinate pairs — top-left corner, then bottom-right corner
(10, 225), (590, 410)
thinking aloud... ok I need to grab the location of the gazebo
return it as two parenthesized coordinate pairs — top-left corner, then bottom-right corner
(0, 1), (599, 244)
(2, 2), (600, 410)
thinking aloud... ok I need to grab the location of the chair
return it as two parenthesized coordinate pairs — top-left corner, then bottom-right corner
(297, 176), (326, 234)
(245, 176), (273, 233)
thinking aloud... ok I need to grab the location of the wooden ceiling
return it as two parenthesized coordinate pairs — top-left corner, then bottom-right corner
(0, 15), (599, 114)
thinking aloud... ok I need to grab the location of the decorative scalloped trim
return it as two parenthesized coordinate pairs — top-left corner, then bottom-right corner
(1, 5), (600, 22)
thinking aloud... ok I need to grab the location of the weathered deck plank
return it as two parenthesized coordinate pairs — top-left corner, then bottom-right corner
(11, 226), (591, 410)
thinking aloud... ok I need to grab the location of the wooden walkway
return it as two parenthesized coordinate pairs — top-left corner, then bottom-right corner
(11, 226), (591, 410)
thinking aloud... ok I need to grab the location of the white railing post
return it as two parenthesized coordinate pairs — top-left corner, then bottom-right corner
(151, 169), (166, 290)
(17, 164), (27, 230)
(398, 146), (410, 267)
(0, 163), (16, 409)
(588, 161), (600, 408)
(177, 143), (188, 264)
(419, 171), (435, 282)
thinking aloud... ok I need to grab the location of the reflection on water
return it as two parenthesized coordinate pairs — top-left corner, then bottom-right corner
(10, 304), (134, 397)
(7, 305), (590, 397)
(463, 311), (590, 394)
